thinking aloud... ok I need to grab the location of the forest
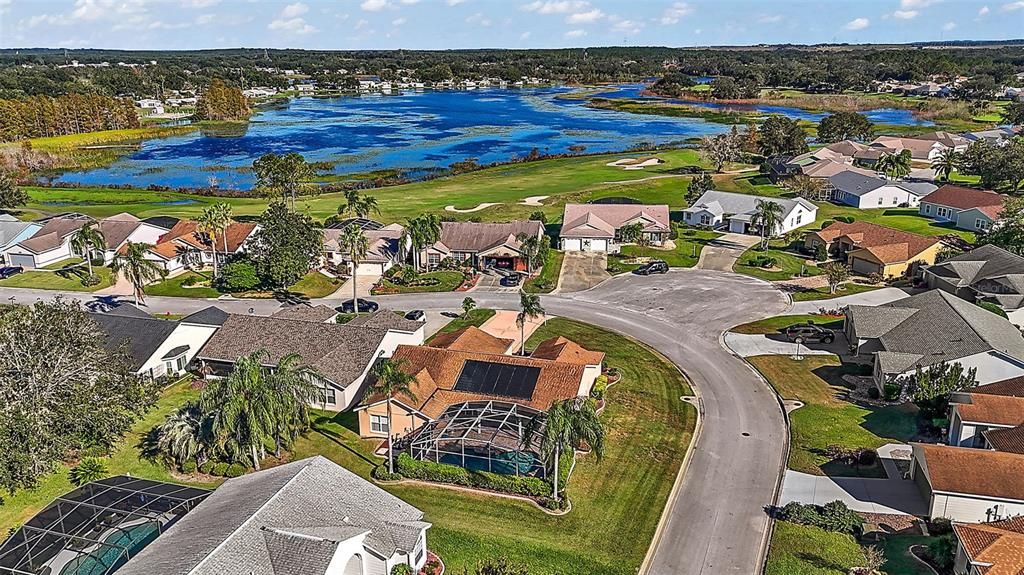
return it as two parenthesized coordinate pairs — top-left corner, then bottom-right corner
(0, 94), (140, 142)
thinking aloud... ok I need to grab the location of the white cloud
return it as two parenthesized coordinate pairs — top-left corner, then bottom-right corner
(446, 0), (466, 5)
(400, 0), (420, 3)
(355, 18), (370, 30)
(659, 2), (692, 25)
(522, 1), (588, 14)
(281, 2), (309, 18)
(978, 5), (990, 14)
(567, 8), (604, 23)
(148, 20), (190, 30)
(564, 28), (586, 38)
(269, 2), (316, 34)
(893, 10), (918, 19)
(391, 17), (406, 25)
(757, 14), (782, 23)
(520, 31), (531, 39)
(609, 16), (643, 34)
(1003, 1), (1024, 10)
(182, 0), (220, 7)
(195, 13), (215, 24)
(900, 0), (940, 7)
(942, 21), (956, 30)
(466, 12), (491, 26)
(843, 17), (869, 30)
(360, 0), (390, 11)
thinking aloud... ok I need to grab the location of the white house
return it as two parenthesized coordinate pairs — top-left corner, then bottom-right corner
(559, 203), (671, 253)
(0, 215), (41, 266)
(97, 213), (169, 263)
(682, 191), (817, 236)
(828, 171), (934, 209)
(4, 213), (92, 269)
(135, 98), (164, 115)
(144, 220), (259, 276)
(324, 222), (407, 276)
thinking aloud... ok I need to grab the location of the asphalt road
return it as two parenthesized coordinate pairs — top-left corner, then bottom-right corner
(0, 270), (790, 575)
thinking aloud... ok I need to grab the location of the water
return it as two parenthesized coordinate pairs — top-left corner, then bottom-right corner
(54, 84), (932, 191)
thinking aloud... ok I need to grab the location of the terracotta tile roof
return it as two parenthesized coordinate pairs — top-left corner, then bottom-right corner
(530, 336), (605, 366)
(958, 393), (1024, 426)
(921, 185), (1006, 211)
(810, 221), (941, 264)
(428, 326), (514, 355)
(147, 241), (183, 260)
(985, 425), (1024, 455)
(915, 443), (1024, 501)
(974, 376), (1024, 398)
(954, 517), (1024, 575)
(383, 344), (586, 418)
(160, 220), (257, 253)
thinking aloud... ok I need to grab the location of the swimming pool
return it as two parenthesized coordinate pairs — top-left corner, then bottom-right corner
(440, 450), (542, 476)
(59, 522), (160, 575)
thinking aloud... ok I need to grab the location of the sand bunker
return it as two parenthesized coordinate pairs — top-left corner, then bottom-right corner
(444, 202), (500, 213)
(606, 157), (665, 170)
(519, 195), (549, 206)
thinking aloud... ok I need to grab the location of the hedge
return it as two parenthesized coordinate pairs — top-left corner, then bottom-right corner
(225, 463), (247, 478)
(396, 453), (551, 497)
(181, 460), (197, 474)
(211, 462), (229, 477)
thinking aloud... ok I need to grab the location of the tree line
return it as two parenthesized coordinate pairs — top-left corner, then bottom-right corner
(0, 93), (140, 142)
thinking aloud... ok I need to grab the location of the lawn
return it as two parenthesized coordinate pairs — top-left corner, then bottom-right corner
(734, 240), (822, 282)
(0, 266), (115, 292)
(375, 270), (465, 294)
(619, 229), (722, 268)
(524, 251), (564, 294)
(144, 271), (221, 298)
(41, 257), (85, 270)
(0, 379), (218, 534)
(428, 308), (496, 340)
(294, 317), (696, 574)
(747, 355), (918, 477)
(878, 534), (934, 575)
(765, 522), (864, 575)
(790, 282), (884, 302)
(288, 271), (343, 298)
(731, 314), (844, 335)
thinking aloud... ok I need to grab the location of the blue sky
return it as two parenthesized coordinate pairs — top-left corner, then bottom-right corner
(1, 0), (1022, 50)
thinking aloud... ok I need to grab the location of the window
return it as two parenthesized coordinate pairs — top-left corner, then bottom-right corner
(878, 196), (884, 205)
(699, 214), (711, 226)
(427, 253), (441, 267)
(893, 197), (899, 205)
(924, 204), (932, 214)
(164, 361), (174, 374)
(321, 387), (336, 406)
(977, 219), (990, 231)
(684, 212), (691, 221)
(370, 414), (389, 433)
(795, 213), (802, 225)
(175, 356), (186, 371)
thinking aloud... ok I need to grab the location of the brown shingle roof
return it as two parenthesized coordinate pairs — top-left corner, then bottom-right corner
(161, 220), (257, 252)
(530, 336), (605, 366)
(810, 221), (941, 264)
(98, 214), (142, 250)
(985, 425), (1024, 455)
(916, 443), (1024, 501)
(958, 393), (1024, 426)
(432, 221), (543, 254)
(921, 185), (1006, 211)
(427, 326), (513, 355)
(560, 203), (670, 238)
(954, 517), (1024, 575)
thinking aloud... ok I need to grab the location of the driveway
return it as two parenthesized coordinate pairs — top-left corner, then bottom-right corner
(788, 287), (910, 314)
(779, 471), (928, 516)
(478, 310), (546, 352)
(724, 331), (848, 358)
(696, 233), (760, 271)
(331, 271), (379, 300)
(556, 251), (610, 293)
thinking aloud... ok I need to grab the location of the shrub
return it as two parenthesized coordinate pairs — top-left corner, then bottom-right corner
(835, 215), (855, 223)
(606, 264), (621, 274)
(590, 375), (608, 400)
(219, 261), (260, 292)
(391, 565), (414, 575)
(396, 453), (551, 497)
(930, 517), (953, 535)
(69, 458), (108, 486)
(79, 445), (110, 458)
(858, 449), (877, 466)
(814, 244), (827, 262)
(211, 462), (229, 476)
(883, 383), (902, 402)
(817, 500), (863, 534)
(777, 501), (821, 525)
(180, 274), (200, 287)
(80, 274), (102, 287)
(819, 219), (835, 229)
(198, 461), (215, 474)
(225, 463), (247, 478)
(927, 535), (955, 571)
(181, 460), (197, 474)
(528, 210), (546, 223)
(372, 465), (402, 481)
(752, 255), (777, 268)
(867, 387), (880, 400)
(977, 301), (1008, 318)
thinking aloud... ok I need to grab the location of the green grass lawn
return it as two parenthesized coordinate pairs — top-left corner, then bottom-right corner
(747, 355), (918, 477)
(619, 229), (722, 268)
(766, 522), (865, 575)
(293, 317), (696, 574)
(731, 314), (844, 335)
(815, 205), (976, 242)
(428, 308), (496, 340)
(0, 379), (218, 533)
(41, 257), (85, 270)
(734, 241), (822, 282)
(0, 266), (115, 292)
(288, 271), (343, 298)
(376, 270), (465, 294)
(789, 282), (884, 302)
(524, 251), (564, 294)
(145, 271), (221, 298)
(878, 534), (934, 575)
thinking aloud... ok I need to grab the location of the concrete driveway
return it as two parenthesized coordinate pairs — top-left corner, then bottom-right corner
(696, 233), (760, 271)
(556, 251), (610, 292)
(788, 287), (910, 314)
(724, 332), (848, 358)
(779, 471), (928, 516)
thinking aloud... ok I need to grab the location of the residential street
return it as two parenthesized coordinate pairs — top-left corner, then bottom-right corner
(0, 269), (791, 575)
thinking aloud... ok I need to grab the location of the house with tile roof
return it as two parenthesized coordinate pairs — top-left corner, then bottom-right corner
(910, 443), (1024, 522)
(117, 456), (431, 575)
(870, 134), (965, 161)
(952, 517), (1024, 575)
(354, 334), (603, 441)
(924, 244), (1024, 323)
(194, 311), (424, 412)
(424, 220), (543, 270)
(844, 290), (1024, 388)
(948, 378), (1024, 448)
(918, 185), (1006, 232)
(803, 221), (944, 278)
(143, 219), (259, 277)
(827, 171), (934, 209)
(682, 191), (816, 236)
(559, 203), (670, 253)
(324, 222), (407, 276)
(4, 213), (168, 269)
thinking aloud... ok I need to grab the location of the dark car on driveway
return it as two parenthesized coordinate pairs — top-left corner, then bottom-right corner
(338, 299), (379, 313)
(405, 310), (425, 322)
(635, 260), (669, 275)
(500, 274), (522, 287)
(784, 323), (836, 344)
(0, 266), (23, 279)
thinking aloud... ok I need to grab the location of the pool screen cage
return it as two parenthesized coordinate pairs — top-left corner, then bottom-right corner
(405, 400), (549, 478)
(0, 476), (210, 575)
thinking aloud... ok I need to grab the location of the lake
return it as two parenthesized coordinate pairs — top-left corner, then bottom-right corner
(53, 84), (933, 191)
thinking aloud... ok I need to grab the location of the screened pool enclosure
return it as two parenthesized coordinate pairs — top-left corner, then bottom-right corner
(406, 400), (549, 477)
(0, 476), (209, 575)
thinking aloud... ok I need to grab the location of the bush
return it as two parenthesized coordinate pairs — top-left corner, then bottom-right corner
(835, 215), (855, 223)
(372, 465), (402, 481)
(606, 264), (621, 274)
(219, 261), (260, 292)
(977, 301), (1008, 318)
(776, 500), (861, 535)
(927, 535), (955, 571)
(391, 565), (414, 575)
(528, 210), (546, 223)
(198, 461), (215, 474)
(542, 497), (568, 511)
(929, 517), (953, 535)
(79, 445), (110, 458)
(883, 383), (902, 402)
(225, 463), (247, 478)
(396, 453), (551, 497)
(211, 462), (229, 477)
(181, 460), (197, 474)
(590, 375), (608, 400)
(69, 458), (108, 486)
(858, 449), (876, 466)
(814, 244), (827, 262)
(180, 274), (200, 287)
(777, 501), (822, 525)
(867, 387), (880, 400)
(752, 255), (777, 268)
(80, 274), (102, 287)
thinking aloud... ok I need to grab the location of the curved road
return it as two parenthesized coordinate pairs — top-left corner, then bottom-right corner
(0, 270), (790, 574)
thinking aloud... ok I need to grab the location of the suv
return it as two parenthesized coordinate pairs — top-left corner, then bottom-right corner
(635, 260), (669, 275)
(784, 323), (836, 344)
(500, 274), (522, 287)
(0, 266), (23, 279)
(405, 310), (426, 322)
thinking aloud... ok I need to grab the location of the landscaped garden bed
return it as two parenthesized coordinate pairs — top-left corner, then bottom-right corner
(372, 270), (468, 294)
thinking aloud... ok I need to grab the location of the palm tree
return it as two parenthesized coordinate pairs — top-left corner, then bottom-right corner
(112, 242), (164, 307)
(69, 458), (108, 486)
(516, 291), (544, 356)
(406, 214), (443, 271)
(69, 222), (105, 280)
(201, 350), (278, 470)
(364, 359), (418, 474)
(211, 202), (234, 262)
(267, 353), (319, 457)
(931, 148), (962, 182)
(356, 195), (380, 219)
(750, 199), (785, 250)
(157, 402), (208, 467)
(196, 205), (221, 278)
(524, 397), (605, 504)
(340, 189), (361, 217)
(878, 150), (912, 181)
(338, 223), (369, 315)
(516, 232), (542, 273)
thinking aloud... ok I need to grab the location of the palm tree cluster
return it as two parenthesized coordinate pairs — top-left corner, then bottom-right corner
(69, 222), (105, 281)
(155, 350), (319, 471)
(751, 199), (785, 251)
(339, 190), (381, 219)
(524, 396), (605, 504)
(931, 148), (963, 182)
(405, 214), (443, 271)
(877, 149), (913, 181)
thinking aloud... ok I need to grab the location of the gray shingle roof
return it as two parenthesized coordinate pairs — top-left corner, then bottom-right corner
(828, 171), (889, 197)
(0, 218), (39, 247)
(346, 310), (423, 333)
(270, 304), (339, 323)
(683, 190), (816, 219)
(181, 306), (230, 326)
(117, 456), (428, 575)
(88, 312), (179, 371)
(929, 244), (1024, 286)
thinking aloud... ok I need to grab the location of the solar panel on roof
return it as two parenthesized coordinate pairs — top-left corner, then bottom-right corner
(454, 360), (540, 400)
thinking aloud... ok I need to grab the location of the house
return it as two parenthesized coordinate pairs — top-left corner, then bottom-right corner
(924, 244), (1024, 322)
(827, 171), (934, 209)
(0, 214), (41, 265)
(4, 213), (91, 269)
(135, 98), (165, 115)
(869, 135), (955, 162)
(801, 160), (878, 181)
(144, 220), (259, 276)
(963, 127), (1017, 147)
(194, 311), (424, 411)
(559, 203), (670, 253)
(97, 213), (168, 263)
(910, 443), (1024, 522)
(354, 331), (603, 441)
(947, 376), (1024, 448)
(682, 191), (817, 236)
(117, 456), (432, 575)
(952, 517), (1024, 575)
(89, 304), (222, 379)
(918, 185), (1006, 232)
(804, 221), (943, 278)
(324, 222), (406, 276)
(270, 304), (339, 323)
(424, 221), (543, 271)
(845, 290), (1024, 387)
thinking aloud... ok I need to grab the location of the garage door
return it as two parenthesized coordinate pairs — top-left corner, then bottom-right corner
(7, 254), (37, 269)
(590, 239), (608, 252)
(728, 219), (747, 234)
(562, 238), (582, 251)
(850, 257), (880, 276)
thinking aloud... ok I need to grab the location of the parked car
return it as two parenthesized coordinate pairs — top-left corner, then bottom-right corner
(500, 274), (522, 287)
(338, 299), (379, 313)
(405, 310), (426, 322)
(635, 260), (669, 275)
(0, 266), (23, 279)
(784, 323), (836, 344)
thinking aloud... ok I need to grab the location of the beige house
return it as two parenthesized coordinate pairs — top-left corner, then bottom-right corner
(804, 221), (943, 278)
